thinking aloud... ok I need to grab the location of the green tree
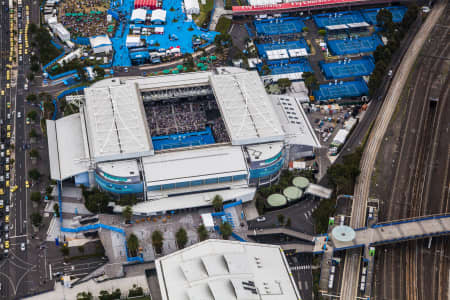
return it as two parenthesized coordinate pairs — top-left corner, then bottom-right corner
(30, 149), (40, 159)
(122, 205), (133, 222)
(302, 27), (309, 32)
(261, 64), (271, 75)
(31, 191), (41, 203)
(152, 230), (164, 254)
(60, 245), (70, 256)
(76, 292), (93, 300)
(175, 227), (188, 249)
(27, 110), (38, 121)
(212, 194), (223, 212)
(53, 203), (60, 217)
(31, 212), (42, 227)
(303, 72), (319, 93)
(277, 214), (285, 225)
(93, 65), (105, 78)
(84, 188), (111, 213)
(219, 222), (233, 240)
(286, 217), (292, 228)
(28, 168), (41, 181)
(277, 78), (292, 92)
(318, 29), (327, 36)
(27, 72), (35, 82)
(29, 128), (39, 139)
(197, 224), (209, 241)
(26, 94), (38, 102)
(127, 233), (139, 257)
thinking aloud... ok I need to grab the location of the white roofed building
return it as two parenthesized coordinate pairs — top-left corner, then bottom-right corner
(51, 22), (70, 42)
(155, 239), (301, 300)
(184, 0), (199, 15)
(131, 8), (147, 23)
(89, 35), (113, 54)
(47, 68), (319, 215)
(151, 9), (166, 24)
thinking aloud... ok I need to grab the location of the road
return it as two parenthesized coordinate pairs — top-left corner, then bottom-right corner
(371, 4), (450, 300)
(339, 2), (447, 299)
(0, 0), (49, 298)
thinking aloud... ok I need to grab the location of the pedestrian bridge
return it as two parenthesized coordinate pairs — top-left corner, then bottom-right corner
(246, 214), (450, 253)
(331, 214), (450, 250)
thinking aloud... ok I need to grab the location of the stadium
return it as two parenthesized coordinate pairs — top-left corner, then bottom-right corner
(47, 68), (319, 215)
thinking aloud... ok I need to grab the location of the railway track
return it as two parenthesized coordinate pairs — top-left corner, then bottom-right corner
(339, 3), (447, 299)
(373, 5), (450, 300)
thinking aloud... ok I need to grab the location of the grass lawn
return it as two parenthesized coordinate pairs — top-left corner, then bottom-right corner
(193, 0), (214, 27)
(215, 16), (232, 34)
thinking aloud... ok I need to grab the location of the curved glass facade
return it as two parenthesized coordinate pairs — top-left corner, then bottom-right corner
(95, 173), (144, 194)
(249, 158), (284, 179)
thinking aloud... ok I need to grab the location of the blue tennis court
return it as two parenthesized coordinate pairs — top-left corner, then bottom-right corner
(313, 11), (365, 28)
(362, 6), (407, 25)
(327, 35), (383, 55)
(313, 78), (368, 101)
(259, 59), (313, 75)
(320, 56), (375, 79)
(152, 127), (215, 150)
(254, 18), (305, 35)
(256, 39), (310, 57)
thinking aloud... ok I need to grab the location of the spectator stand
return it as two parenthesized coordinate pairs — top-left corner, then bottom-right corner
(313, 10), (365, 28)
(313, 77), (368, 101)
(326, 34), (383, 56)
(254, 17), (305, 36)
(361, 6), (407, 25)
(319, 56), (375, 79)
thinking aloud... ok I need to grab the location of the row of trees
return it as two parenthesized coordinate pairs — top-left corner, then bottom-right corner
(368, 5), (419, 95)
(77, 284), (144, 300)
(127, 224), (212, 257)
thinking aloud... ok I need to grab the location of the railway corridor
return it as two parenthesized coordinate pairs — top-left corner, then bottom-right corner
(371, 4), (450, 300)
(337, 1), (448, 299)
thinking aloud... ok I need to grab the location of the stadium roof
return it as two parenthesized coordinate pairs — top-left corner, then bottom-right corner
(211, 71), (284, 145)
(47, 114), (90, 180)
(142, 145), (247, 186)
(151, 9), (166, 22)
(89, 34), (112, 48)
(83, 83), (153, 162)
(155, 239), (301, 300)
(271, 95), (321, 148)
(131, 8), (147, 21)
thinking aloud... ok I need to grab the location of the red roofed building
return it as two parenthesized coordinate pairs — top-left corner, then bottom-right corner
(134, 0), (159, 9)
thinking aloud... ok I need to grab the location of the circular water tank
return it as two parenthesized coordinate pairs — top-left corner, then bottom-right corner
(266, 194), (287, 208)
(331, 225), (356, 242)
(292, 176), (310, 189)
(283, 186), (303, 202)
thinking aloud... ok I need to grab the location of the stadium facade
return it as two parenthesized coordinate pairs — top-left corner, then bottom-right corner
(47, 68), (319, 215)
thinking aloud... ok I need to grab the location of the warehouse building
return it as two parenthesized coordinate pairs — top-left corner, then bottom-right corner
(155, 239), (301, 300)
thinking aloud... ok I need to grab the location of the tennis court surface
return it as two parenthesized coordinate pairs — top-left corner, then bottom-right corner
(313, 78), (368, 101)
(256, 39), (310, 57)
(152, 127), (216, 150)
(362, 6), (407, 25)
(254, 17), (305, 35)
(320, 56), (375, 79)
(313, 11), (365, 28)
(259, 59), (313, 75)
(327, 35), (383, 55)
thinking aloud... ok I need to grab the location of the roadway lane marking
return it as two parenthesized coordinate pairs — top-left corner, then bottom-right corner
(8, 234), (27, 239)
(49, 264), (52, 280)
